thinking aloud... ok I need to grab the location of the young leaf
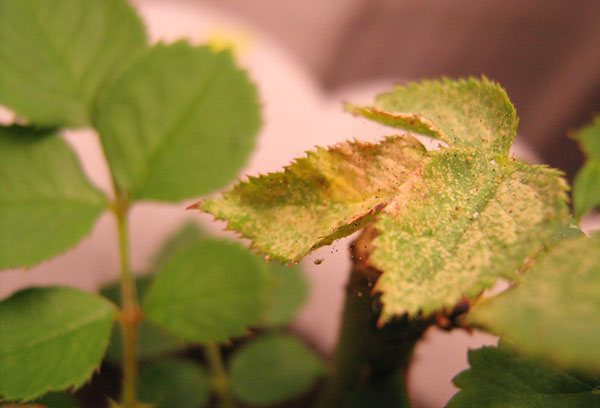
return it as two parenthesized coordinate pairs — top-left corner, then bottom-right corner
(96, 41), (261, 201)
(197, 135), (428, 263)
(263, 262), (308, 327)
(138, 358), (210, 408)
(0, 287), (116, 401)
(447, 342), (600, 407)
(468, 233), (600, 371)
(101, 278), (183, 363)
(347, 77), (517, 158)
(143, 239), (269, 343)
(0, 0), (146, 127)
(229, 333), (325, 405)
(573, 116), (600, 218)
(0, 126), (106, 270)
(197, 78), (569, 321)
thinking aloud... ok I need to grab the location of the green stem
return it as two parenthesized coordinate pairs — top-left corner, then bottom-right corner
(114, 198), (141, 408)
(316, 229), (433, 408)
(205, 343), (236, 408)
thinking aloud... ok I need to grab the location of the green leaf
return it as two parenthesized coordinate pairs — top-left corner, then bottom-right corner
(575, 116), (600, 161)
(347, 77), (517, 157)
(100, 278), (183, 363)
(263, 262), (308, 326)
(447, 342), (600, 407)
(197, 135), (428, 263)
(138, 358), (210, 408)
(0, 0), (146, 127)
(0, 287), (116, 401)
(151, 222), (206, 271)
(144, 239), (269, 343)
(573, 161), (600, 218)
(0, 126), (106, 270)
(198, 78), (569, 321)
(229, 333), (325, 405)
(96, 41), (261, 201)
(36, 392), (80, 408)
(468, 233), (600, 371)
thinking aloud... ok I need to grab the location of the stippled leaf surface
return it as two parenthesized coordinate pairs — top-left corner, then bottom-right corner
(138, 358), (210, 408)
(96, 41), (260, 201)
(348, 78), (517, 158)
(0, 287), (116, 401)
(199, 135), (428, 263)
(198, 78), (568, 320)
(447, 342), (600, 408)
(229, 333), (325, 405)
(144, 239), (268, 343)
(468, 233), (600, 371)
(0, 126), (106, 270)
(573, 116), (600, 218)
(0, 0), (146, 127)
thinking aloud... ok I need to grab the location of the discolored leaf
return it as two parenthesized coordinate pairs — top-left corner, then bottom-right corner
(138, 358), (210, 408)
(144, 239), (269, 343)
(347, 77), (517, 158)
(197, 135), (428, 263)
(0, 0), (146, 127)
(371, 156), (568, 320)
(0, 287), (116, 401)
(198, 78), (569, 321)
(447, 342), (600, 408)
(468, 233), (600, 371)
(0, 126), (106, 270)
(96, 41), (260, 201)
(230, 333), (325, 405)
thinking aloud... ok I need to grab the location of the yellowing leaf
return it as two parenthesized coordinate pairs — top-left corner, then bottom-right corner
(197, 78), (569, 321)
(198, 135), (427, 263)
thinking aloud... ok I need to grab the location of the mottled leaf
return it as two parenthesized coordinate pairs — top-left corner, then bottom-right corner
(101, 278), (183, 363)
(144, 239), (269, 343)
(198, 135), (428, 263)
(198, 79), (569, 321)
(0, 287), (116, 401)
(263, 262), (308, 326)
(0, 126), (106, 270)
(573, 116), (600, 218)
(96, 41), (260, 201)
(229, 333), (325, 405)
(447, 342), (600, 407)
(138, 358), (210, 408)
(0, 0), (146, 127)
(372, 156), (568, 320)
(468, 233), (600, 371)
(347, 77), (517, 157)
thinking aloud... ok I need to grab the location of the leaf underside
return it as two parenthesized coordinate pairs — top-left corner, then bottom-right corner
(0, 126), (106, 270)
(468, 233), (600, 371)
(448, 342), (600, 408)
(197, 78), (569, 321)
(0, 287), (116, 401)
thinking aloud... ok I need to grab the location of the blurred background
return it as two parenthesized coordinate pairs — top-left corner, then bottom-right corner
(2, 1), (599, 407)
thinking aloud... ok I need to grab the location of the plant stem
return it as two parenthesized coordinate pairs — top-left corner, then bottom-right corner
(316, 228), (433, 408)
(114, 198), (141, 408)
(205, 343), (236, 408)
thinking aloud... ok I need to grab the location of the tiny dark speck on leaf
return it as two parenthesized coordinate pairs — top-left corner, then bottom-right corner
(314, 258), (324, 265)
